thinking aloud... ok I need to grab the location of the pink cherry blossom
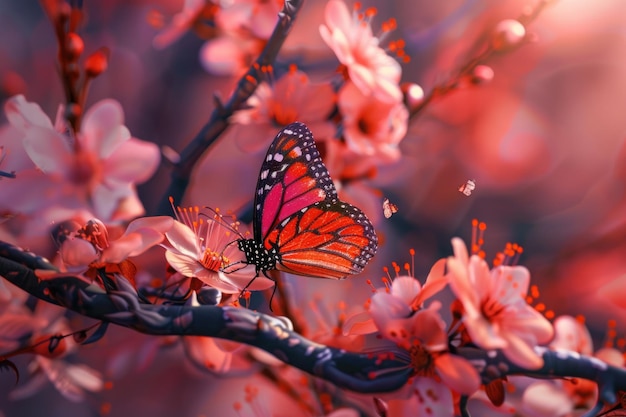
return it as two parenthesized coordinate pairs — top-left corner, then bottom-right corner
(447, 237), (554, 369)
(338, 81), (408, 161)
(231, 68), (336, 153)
(162, 205), (273, 294)
(4, 95), (160, 222)
(319, 0), (402, 103)
(343, 258), (449, 336)
(343, 257), (479, 397)
(58, 216), (174, 273)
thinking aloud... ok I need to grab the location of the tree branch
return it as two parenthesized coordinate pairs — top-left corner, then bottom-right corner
(1, 240), (625, 405)
(154, 0), (304, 215)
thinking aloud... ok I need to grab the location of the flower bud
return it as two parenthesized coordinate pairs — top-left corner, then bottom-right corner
(64, 32), (84, 61)
(401, 82), (424, 110)
(469, 65), (494, 85)
(491, 19), (526, 52)
(85, 48), (109, 77)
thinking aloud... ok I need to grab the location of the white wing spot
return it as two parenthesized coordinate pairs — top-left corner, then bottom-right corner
(274, 153), (284, 162)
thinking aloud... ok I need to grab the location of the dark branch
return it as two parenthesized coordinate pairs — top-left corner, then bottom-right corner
(154, 0), (304, 215)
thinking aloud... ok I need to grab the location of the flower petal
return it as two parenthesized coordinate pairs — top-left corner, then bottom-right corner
(22, 126), (72, 175)
(103, 138), (160, 185)
(81, 99), (128, 157)
(4, 95), (54, 132)
(435, 353), (480, 395)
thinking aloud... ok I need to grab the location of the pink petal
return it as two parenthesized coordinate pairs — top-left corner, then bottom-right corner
(125, 216), (174, 235)
(595, 347), (625, 367)
(91, 183), (133, 221)
(388, 377), (454, 417)
(165, 249), (201, 275)
(22, 126), (72, 174)
(500, 329), (545, 369)
(342, 311), (377, 335)
(521, 381), (573, 417)
(416, 258), (449, 305)
(451, 237), (469, 264)
(435, 353), (480, 395)
(504, 306), (554, 345)
(447, 257), (480, 317)
(59, 237), (99, 267)
(464, 314), (508, 350)
(491, 266), (530, 304)
(81, 99), (128, 157)
(411, 308), (448, 350)
(324, 0), (352, 33)
(370, 292), (412, 324)
(4, 95), (54, 132)
(100, 229), (164, 263)
(390, 276), (422, 305)
(103, 138), (160, 185)
(165, 221), (202, 259)
(200, 37), (247, 76)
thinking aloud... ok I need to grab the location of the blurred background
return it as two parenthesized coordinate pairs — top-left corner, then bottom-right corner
(1, 0), (626, 415)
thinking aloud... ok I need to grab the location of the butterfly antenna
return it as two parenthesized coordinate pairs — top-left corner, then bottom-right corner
(200, 206), (245, 239)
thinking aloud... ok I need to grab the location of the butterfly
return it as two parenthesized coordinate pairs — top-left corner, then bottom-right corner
(236, 122), (378, 280)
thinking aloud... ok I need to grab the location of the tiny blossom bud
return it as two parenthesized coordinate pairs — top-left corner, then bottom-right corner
(401, 82), (424, 110)
(51, 219), (82, 246)
(470, 65), (494, 85)
(491, 19), (526, 52)
(85, 48), (109, 77)
(64, 102), (82, 123)
(64, 32), (84, 61)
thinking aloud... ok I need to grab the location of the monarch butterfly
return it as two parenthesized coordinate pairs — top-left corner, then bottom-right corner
(235, 122), (378, 280)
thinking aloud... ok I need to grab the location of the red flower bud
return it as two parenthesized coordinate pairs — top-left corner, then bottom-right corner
(85, 47), (109, 77)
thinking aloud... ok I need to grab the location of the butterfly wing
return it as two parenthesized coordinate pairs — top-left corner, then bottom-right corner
(252, 122), (337, 244)
(264, 200), (378, 279)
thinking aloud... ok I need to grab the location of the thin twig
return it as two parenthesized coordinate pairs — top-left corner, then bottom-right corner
(154, 0), (305, 215)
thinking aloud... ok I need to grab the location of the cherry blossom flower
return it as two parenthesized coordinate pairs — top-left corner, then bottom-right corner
(338, 81), (408, 161)
(3, 95), (160, 222)
(343, 258), (449, 336)
(446, 237), (554, 369)
(57, 216), (174, 274)
(319, 0), (402, 103)
(155, 0), (282, 76)
(162, 205), (273, 294)
(343, 257), (479, 399)
(231, 67), (336, 153)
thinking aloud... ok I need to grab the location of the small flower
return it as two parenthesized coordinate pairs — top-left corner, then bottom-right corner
(319, 0), (403, 103)
(338, 81), (408, 161)
(4, 95), (160, 221)
(344, 255), (479, 398)
(446, 237), (554, 369)
(162, 205), (274, 294)
(231, 67), (336, 153)
(58, 216), (174, 274)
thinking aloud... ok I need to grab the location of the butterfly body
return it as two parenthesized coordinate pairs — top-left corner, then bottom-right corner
(237, 122), (378, 280)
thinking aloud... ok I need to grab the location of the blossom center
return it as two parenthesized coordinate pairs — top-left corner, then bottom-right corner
(68, 150), (101, 188)
(201, 248), (228, 272)
(409, 342), (435, 376)
(481, 296), (505, 320)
